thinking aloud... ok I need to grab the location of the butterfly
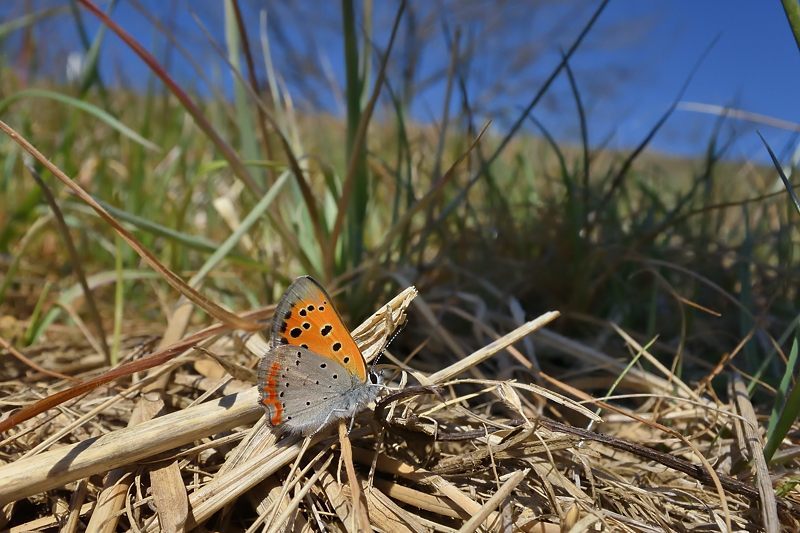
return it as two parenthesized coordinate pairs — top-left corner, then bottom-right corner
(255, 276), (383, 436)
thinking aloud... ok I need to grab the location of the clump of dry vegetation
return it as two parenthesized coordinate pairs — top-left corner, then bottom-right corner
(1, 0), (800, 531)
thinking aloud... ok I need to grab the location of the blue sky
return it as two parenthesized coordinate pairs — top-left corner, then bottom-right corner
(5, 1), (800, 164)
(590, 1), (800, 161)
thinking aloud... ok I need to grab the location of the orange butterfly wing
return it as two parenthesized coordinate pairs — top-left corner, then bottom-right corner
(269, 276), (367, 382)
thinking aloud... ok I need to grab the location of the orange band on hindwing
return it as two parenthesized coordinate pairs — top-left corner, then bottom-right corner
(260, 361), (284, 425)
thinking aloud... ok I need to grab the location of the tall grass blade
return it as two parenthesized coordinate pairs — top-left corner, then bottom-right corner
(764, 338), (800, 462)
(25, 164), (110, 363)
(0, 89), (159, 151)
(780, 0), (800, 52)
(225, 0), (261, 185)
(77, 0), (116, 94)
(0, 5), (66, 39)
(231, 0), (275, 181)
(0, 215), (51, 304)
(341, 0), (369, 269)
(23, 280), (52, 346)
(188, 9), (324, 269)
(327, 1), (406, 276)
(192, 171), (289, 285)
(758, 131), (800, 216)
(112, 235), (124, 365)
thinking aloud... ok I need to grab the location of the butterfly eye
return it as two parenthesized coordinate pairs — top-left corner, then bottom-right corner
(369, 373), (380, 384)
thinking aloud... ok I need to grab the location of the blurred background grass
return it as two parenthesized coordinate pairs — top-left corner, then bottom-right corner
(0, 0), (799, 448)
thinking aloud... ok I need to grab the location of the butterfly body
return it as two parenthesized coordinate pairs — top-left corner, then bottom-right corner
(256, 276), (382, 435)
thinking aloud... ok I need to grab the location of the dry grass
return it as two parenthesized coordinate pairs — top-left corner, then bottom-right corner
(1, 282), (798, 531)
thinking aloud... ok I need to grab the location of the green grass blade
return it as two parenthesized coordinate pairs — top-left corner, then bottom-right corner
(36, 270), (162, 337)
(0, 215), (52, 303)
(78, 0), (116, 93)
(111, 235), (124, 365)
(0, 89), (160, 151)
(224, 0), (262, 184)
(189, 171), (290, 286)
(342, 0), (367, 269)
(758, 131), (800, 216)
(764, 338), (800, 463)
(780, 0), (800, 52)
(68, 202), (224, 256)
(0, 5), (66, 39)
(23, 280), (52, 346)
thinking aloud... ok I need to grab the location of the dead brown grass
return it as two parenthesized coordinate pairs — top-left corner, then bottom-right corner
(1, 284), (799, 531)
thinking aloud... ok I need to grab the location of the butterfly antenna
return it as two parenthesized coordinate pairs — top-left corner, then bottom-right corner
(369, 318), (408, 371)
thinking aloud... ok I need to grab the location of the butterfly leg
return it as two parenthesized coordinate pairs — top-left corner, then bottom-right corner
(313, 407), (354, 435)
(347, 409), (358, 434)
